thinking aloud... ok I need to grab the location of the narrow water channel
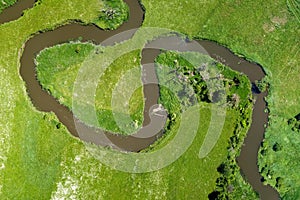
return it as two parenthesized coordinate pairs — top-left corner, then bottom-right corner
(6, 0), (280, 199)
(0, 0), (36, 24)
(199, 41), (279, 200)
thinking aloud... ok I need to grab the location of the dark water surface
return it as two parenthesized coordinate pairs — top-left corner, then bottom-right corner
(0, 0), (36, 24)
(19, 0), (164, 151)
(199, 41), (279, 200)
(4, 0), (280, 199)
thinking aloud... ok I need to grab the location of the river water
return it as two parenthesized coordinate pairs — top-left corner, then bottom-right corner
(0, 0), (279, 199)
(0, 0), (36, 24)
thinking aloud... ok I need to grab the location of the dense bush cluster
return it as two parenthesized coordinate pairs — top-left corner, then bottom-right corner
(97, 0), (129, 29)
(288, 114), (300, 132)
(154, 51), (255, 199)
(255, 78), (269, 93)
(209, 107), (252, 199)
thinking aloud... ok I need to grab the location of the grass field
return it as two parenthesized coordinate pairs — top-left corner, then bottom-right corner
(36, 43), (144, 134)
(0, 0), (102, 198)
(152, 51), (257, 199)
(0, 0), (257, 197)
(34, 39), (257, 199)
(141, 0), (300, 198)
(0, 0), (299, 199)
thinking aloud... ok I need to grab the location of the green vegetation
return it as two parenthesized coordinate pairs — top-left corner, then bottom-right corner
(33, 36), (255, 198)
(142, 0), (300, 198)
(0, 0), (16, 13)
(255, 77), (269, 93)
(95, 0), (129, 29)
(288, 114), (300, 132)
(150, 51), (257, 199)
(36, 43), (144, 134)
(287, 0), (300, 23)
(0, 0), (299, 199)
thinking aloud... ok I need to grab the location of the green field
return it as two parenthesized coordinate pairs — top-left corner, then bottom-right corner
(0, 0), (299, 199)
(142, 0), (300, 198)
(36, 43), (144, 134)
(0, 0), (256, 197)
(34, 34), (257, 198)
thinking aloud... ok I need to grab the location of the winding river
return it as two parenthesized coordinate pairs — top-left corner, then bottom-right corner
(1, 0), (279, 199)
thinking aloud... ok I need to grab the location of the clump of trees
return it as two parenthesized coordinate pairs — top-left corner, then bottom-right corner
(97, 0), (129, 30)
(208, 114), (252, 199)
(99, 6), (120, 27)
(255, 77), (269, 93)
(288, 113), (300, 132)
(155, 51), (255, 199)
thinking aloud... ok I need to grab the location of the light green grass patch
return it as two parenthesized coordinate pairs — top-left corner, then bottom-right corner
(95, 0), (129, 29)
(36, 43), (144, 134)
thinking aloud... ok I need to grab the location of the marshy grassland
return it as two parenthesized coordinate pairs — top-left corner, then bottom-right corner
(0, 0), (299, 199)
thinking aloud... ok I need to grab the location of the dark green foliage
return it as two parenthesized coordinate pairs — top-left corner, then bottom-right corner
(0, 0), (16, 13)
(288, 114), (300, 132)
(272, 142), (282, 152)
(208, 191), (221, 200)
(155, 51), (251, 109)
(155, 51), (211, 103)
(154, 51), (256, 199)
(209, 109), (255, 200)
(96, 0), (129, 29)
(255, 78), (269, 93)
